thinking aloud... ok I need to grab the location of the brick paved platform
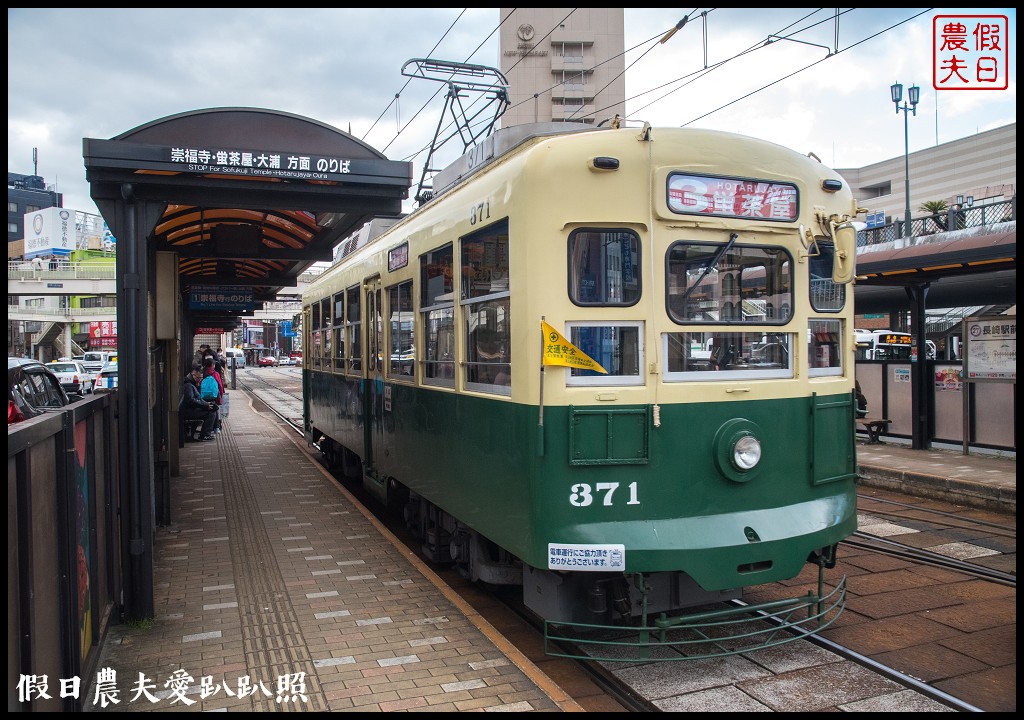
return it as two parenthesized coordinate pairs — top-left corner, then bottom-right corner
(85, 390), (579, 712)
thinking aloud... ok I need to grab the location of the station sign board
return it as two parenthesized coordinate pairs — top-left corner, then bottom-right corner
(963, 316), (1016, 381)
(189, 285), (255, 312)
(865, 211), (886, 228)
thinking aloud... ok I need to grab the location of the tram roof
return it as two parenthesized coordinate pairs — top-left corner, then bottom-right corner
(83, 107), (412, 319)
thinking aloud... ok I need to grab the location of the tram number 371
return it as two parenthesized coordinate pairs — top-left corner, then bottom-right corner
(469, 200), (491, 225)
(570, 482), (640, 507)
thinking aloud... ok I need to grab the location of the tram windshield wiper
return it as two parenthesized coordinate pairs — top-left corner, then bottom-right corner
(678, 232), (739, 306)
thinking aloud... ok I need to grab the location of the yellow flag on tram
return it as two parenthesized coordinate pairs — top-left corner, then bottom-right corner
(541, 320), (608, 374)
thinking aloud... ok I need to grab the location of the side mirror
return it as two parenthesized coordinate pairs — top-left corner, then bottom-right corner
(831, 222), (858, 283)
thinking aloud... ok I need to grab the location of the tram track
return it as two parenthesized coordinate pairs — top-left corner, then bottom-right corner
(240, 372), (1015, 712)
(843, 533), (1016, 586)
(857, 494), (1017, 536)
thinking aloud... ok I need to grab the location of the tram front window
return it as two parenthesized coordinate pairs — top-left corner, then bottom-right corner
(663, 331), (793, 380)
(666, 241), (792, 325)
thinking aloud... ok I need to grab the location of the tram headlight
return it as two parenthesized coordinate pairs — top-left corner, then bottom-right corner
(732, 434), (762, 471)
(713, 418), (765, 482)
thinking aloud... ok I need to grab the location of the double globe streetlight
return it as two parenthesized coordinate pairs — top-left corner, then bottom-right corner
(891, 82), (920, 239)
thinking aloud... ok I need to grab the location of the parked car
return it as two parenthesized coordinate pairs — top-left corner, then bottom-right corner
(46, 360), (96, 396)
(93, 363), (119, 393)
(8, 357), (74, 423)
(257, 355), (277, 367)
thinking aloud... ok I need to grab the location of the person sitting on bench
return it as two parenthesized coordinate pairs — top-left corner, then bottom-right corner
(180, 364), (218, 441)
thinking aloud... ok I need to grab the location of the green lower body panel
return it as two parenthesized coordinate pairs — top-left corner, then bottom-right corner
(307, 371), (857, 594)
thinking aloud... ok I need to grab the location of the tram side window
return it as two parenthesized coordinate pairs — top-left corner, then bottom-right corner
(388, 281), (415, 378)
(666, 242), (792, 325)
(333, 291), (346, 371)
(346, 285), (362, 373)
(568, 228), (640, 306)
(462, 220), (511, 394)
(320, 298), (332, 370)
(420, 244), (455, 386)
(809, 318), (843, 375)
(809, 243), (845, 312)
(566, 322), (643, 386)
(311, 301), (321, 368)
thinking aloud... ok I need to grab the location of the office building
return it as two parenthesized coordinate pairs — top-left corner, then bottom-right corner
(499, 8), (626, 127)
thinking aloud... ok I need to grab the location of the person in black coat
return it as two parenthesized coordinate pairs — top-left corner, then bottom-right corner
(180, 365), (218, 440)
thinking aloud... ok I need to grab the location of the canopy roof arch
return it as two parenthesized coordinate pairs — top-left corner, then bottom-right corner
(84, 107), (412, 317)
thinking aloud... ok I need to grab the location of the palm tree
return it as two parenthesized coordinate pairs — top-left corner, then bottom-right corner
(918, 200), (950, 232)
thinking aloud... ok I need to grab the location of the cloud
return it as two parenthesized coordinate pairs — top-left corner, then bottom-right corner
(8, 8), (1015, 218)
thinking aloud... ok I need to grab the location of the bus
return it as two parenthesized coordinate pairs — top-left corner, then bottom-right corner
(855, 329), (929, 360)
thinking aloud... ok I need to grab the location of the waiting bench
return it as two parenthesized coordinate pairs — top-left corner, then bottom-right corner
(857, 417), (892, 444)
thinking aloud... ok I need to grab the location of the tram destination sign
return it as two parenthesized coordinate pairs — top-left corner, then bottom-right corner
(667, 172), (798, 221)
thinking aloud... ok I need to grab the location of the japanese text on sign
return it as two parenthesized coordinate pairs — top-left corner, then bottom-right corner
(932, 14), (1009, 90)
(964, 316), (1016, 380)
(170, 146), (352, 179)
(667, 173), (798, 220)
(548, 543), (625, 571)
(189, 285), (255, 312)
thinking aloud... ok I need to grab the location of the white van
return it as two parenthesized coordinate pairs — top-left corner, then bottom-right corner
(222, 348), (245, 368)
(82, 351), (116, 374)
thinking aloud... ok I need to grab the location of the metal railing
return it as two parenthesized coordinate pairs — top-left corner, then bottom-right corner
(8, 304), (118, 320)
(8, 259), (117, 280)
(857, 196), (1016, 247)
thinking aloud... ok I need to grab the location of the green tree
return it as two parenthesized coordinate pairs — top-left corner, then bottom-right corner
(918, 200), (949, 214)
(918, 200), (950, 232)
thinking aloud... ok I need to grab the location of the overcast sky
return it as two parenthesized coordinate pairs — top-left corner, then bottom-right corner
(7, 8), (1016, 220)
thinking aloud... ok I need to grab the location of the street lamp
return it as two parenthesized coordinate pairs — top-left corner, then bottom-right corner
(891, 82), (920, 238)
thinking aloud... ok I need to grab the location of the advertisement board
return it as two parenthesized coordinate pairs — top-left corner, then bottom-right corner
(24, 207), (76, 259)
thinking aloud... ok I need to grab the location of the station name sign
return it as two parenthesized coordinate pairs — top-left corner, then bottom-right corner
(84, 137), (411, 186)
(189, 285), (255, 312)
(169, 145), (352, 181)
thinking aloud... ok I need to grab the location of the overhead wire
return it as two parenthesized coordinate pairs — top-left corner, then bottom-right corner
(626, 8), (933, 129)
(361, 9), (468, 142)
(393, 9), (576, 170)
(366, 8), (933, 187)
(378, 9), (517, 159)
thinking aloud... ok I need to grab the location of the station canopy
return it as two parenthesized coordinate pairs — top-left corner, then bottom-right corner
(84, 107), (412, 321)
(852, 224), (1016, 313)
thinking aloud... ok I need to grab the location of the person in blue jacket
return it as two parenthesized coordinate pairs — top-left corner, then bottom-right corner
(180, 364), (218, 440)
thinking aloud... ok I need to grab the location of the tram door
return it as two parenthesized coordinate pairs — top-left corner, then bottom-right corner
(363, 277), (386, 495)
